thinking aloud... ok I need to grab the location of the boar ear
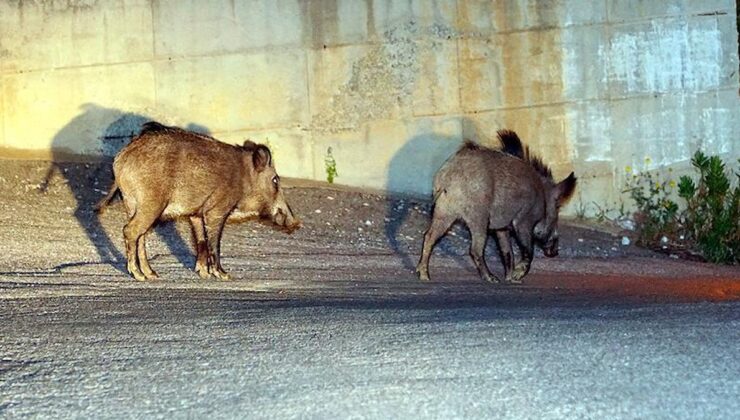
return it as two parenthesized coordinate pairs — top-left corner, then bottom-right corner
(555, 172), (577, 206)
(243, 139), (257, 150)
(252, 145), (272, 172)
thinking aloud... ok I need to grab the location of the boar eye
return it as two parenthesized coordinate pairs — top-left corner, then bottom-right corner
(272, 176), (279, 186)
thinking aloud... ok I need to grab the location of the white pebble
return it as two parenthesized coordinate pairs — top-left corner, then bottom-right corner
(621, 236), (631, 246)
(314, 209), (322, 214)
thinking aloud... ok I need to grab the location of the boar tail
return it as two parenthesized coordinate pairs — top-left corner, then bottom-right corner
(95, 182), (120, 214)
(497, 129), (525, 159)
(498, 129), (553, 180)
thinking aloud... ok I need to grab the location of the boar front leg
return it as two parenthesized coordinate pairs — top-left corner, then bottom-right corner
(189, 216), (210, 279)
(509, 222), (534, 283)
(204, 212), (231, 280)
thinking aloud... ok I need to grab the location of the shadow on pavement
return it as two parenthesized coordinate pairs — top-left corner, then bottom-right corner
(38, 104), (212, 274)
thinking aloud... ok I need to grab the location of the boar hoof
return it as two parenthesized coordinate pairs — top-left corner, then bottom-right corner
(127, 263), (147, 281)
(208, 267), (232, 281)
(482, 274), (501, 284)
(505, 275), (523, 284)
(506, 264), (528, 284)
(415, 266), (431, 281)
(130, 270), (148, 282)
(214, 271), (232, 281)
(141, 267), (159, 280)
(196, 268), (211, 280)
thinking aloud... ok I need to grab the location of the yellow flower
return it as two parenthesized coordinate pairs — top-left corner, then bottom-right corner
(669, 180), (676, 188)
(645, 157), (652, 164)
(625, 165), (632, 173)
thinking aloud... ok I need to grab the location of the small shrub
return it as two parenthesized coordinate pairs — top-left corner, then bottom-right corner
(676, 152), (739, 264)
(623, 153), (739, 264)
(324, 147), (338, 184)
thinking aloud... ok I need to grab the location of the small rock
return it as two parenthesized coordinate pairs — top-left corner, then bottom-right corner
(577, 238), (584, 243)
(362, 202), (369, 207)
(660, 236), (669, 244)
(610, 247), (618, 252)
(621, 236), (631, 246)
(617, 217), (636, 231)
(364, 220), (373, 226)
(326, 196), (334, 200)
(314, 209), (322, 214)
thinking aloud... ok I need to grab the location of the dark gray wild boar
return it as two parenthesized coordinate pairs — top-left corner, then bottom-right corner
(416, 130), (577, 284)
(97, 122), (300, 281)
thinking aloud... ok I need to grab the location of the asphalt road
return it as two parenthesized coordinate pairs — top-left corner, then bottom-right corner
(1, 285), (738, 419)
(0, 164), (738, 419)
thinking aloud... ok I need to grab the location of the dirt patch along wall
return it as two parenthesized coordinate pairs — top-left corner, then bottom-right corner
(1, 1), (738, 215)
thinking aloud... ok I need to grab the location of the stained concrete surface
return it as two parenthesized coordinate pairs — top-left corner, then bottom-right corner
(2, 1), (738, 211)
(0, 160), (738, 418)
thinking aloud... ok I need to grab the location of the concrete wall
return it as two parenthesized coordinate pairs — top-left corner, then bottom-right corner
(1, 0), (738, 214)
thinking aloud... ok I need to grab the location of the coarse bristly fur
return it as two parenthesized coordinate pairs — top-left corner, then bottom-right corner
(97, 121), (300, 282)
(497, 129), (553, 180)
(417, 129), (577, 285)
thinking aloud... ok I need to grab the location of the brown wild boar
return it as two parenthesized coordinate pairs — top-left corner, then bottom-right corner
(97, 122), (300, 281)
(416, 130), (576, 284)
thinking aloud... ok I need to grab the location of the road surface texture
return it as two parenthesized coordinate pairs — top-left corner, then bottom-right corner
(1, 160), (738, 419)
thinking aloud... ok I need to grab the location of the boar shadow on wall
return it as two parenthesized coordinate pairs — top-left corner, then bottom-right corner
(384, 132), (472, 271)
(39, 104), (206, 274)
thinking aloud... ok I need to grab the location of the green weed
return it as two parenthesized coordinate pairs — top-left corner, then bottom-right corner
(325, 147), (338, 184)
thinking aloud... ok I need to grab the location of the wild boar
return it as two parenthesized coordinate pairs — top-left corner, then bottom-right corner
(416, 130), (577, 284)
(97, 122), (300, 281)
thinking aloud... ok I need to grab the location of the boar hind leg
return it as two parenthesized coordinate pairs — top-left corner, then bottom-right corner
(123, 207), (161, 281)
(466, 217), (500, 284)
(189, 216), (210, 279)
(204, 213), (230, 280)
(495, 230), (514, 282)
(510, 223), (534, 283)
(416, 212), (455, 281)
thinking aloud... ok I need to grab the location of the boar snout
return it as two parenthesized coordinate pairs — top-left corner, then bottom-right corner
(542, 237), (559, 257)
(543, 247), (558, 258)
(272, 202), (301, 233)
